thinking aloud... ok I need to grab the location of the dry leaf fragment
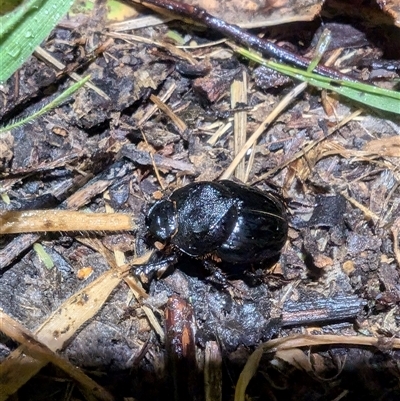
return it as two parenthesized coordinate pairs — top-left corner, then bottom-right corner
(363, 136), (400, 157)
(0, 132), (14, 168)
(275, 348), (313, 372)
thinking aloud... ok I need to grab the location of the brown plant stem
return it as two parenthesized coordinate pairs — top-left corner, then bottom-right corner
(133, 0), (359, 82)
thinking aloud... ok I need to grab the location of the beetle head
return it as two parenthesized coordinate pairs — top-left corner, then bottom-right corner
(146, 199), (177, 241)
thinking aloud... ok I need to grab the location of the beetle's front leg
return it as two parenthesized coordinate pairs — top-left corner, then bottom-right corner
(132, 252), (179, 283)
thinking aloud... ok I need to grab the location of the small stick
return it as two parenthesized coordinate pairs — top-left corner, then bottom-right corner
(0, 161), (136, 269)
(0, 310), (115, 401)
(204, 341), (222, 401)
(281, 295), (363, 327)
(0, 210), (135, 234)
(165, 295), (200, 400)
(231, 72), (248, 182)
(220, 81), (308, 180)
(133, 0), (358, 82)
(390, 217), (400, 269)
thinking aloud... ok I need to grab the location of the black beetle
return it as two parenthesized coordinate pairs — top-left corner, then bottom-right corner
(144, 180), (288, 272)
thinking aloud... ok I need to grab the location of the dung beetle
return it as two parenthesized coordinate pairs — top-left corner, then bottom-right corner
(142, 180), (288, 276)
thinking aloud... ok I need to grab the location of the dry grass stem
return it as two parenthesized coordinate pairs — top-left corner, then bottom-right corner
(0, 311), (115, 401)
(150, 94), (188, 135)
(235, 333), (400, 401)
(107, 15), (173, 31)
(221, 81), (308, 180)
(0, 210), (135, 234)
(254, 109), (363, 182)
(231, 71), (248, 182)
(34, 46), (110, 100)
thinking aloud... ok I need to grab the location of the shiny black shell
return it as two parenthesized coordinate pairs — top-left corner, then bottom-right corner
(146, 180), (288, 264)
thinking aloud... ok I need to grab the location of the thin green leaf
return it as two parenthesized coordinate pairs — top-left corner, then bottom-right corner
(0, 0), (74, 83)
(0, 0), (43, 38)
(307, 28), (331, 73)
(33, 243), (54, 270)
(0, 192), (11, 204)
(235, 46), (400, 115)
(0, 75), (91, 133)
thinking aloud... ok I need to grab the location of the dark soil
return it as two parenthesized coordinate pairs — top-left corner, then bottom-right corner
(1, 2), (400, 401)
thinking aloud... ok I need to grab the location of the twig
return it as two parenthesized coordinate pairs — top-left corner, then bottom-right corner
(150, 93), (188, 135)
(132, 0), (358, 82)
(235, 333), (400, 401)
(391, 217), (400, 269)
(0, 310), (115, 401)
(0, 210), (135, 234)
(340, 190), (380, 223)
(230, 71), (248, 181)
(0, 265), (128, 400)
(253, 109), (363, 183)
(220, 82), (308, 180)
(0, 161), (135, 269)
(34, 46), (110, 100)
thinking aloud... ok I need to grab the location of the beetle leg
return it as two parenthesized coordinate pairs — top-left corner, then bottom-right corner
(132, 253), (179, 282)
(202, 259), (241, 293)
(242, 268), (265, 286)
(207, 268), (230, 289)
(203, 262), (247, 300)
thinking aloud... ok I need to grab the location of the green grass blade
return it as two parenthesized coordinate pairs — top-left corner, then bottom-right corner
(0, 0), (43, 38)
(236, 46), (400, 115)
(0, 75), (91, 133)
(0, 0), (74, 83)
(307, 28), (331, 73)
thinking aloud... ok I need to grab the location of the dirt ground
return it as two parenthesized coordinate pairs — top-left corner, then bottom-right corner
(1, 1), (400, 400)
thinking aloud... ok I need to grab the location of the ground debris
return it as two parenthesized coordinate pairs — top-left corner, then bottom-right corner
(1, 1), (400, 400)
